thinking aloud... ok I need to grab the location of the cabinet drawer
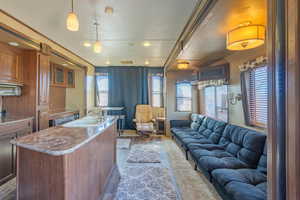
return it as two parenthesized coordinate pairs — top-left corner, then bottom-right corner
(0, 120), (32, 135)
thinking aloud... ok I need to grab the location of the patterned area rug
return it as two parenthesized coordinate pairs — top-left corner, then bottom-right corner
(127, 144), (161, 163)
(115, 166), (178, 200)
(117, 138), (131, 149)
(0, 178), (16, 200)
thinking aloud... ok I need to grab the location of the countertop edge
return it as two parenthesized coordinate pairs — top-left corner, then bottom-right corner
(11, 118), (117, 156)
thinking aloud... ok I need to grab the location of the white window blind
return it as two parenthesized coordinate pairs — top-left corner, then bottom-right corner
(96, 74), (109, 107)
(249, 66), (268, 127)
(176, 82), (192, 112)
(204, 85), (228, 122)
(151, 75), (163, 107)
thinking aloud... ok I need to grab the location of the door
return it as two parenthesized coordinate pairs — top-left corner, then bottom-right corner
(0, 133), (16, 185)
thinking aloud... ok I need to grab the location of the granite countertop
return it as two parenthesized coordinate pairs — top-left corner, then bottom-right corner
(0, 115), (34, 125)
(11, 116), (116, 156)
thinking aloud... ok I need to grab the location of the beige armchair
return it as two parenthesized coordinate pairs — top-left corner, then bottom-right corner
(133, 105), (154, 136)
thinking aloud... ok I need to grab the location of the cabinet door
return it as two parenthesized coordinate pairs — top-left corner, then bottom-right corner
(38, 54), (50, 106)
(67, 69), (75, 88)
(0, 133), (16, 185)
(0, 43), (23, 84)
(38, 110), (49, 130)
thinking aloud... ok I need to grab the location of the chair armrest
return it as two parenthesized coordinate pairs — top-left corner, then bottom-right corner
(170, 120), (191, 128)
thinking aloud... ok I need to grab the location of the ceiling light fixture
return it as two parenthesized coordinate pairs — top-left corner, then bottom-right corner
(62, 63), (68, 66)
(94, 22), (102, 53)
(143, 41), (151, 47)
(66, 0), (79, 31)
(83, 41), (91, 47)
(8, 42), (19, 47)
(226, 22), (265, 51)
(177, 60), (189, 70)
(145, 60), (150, 65)
(105, 6), (114, 15)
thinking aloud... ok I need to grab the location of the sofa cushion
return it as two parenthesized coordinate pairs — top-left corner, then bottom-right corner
(198, 156), (249, 172)
(192, 149), (233, 159)
(225, 181), (267, 200)
(180, 137), (213, 145)
(256, 142), (267, 174)
(187, 143), (227, 151)
(197, 117), (227, 144)
(216, 124), (266, 168)
(212, 168), (267, 187)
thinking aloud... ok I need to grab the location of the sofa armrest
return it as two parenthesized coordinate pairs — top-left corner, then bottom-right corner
(170, 120), (191, 128)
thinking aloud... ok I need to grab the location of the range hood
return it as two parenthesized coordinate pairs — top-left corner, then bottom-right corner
(0, 84), (21, 96)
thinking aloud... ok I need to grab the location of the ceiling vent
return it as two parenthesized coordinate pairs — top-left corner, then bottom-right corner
(120, 60), (134, 65)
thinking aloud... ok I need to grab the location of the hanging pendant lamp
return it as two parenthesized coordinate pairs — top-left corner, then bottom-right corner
(226, 22), (265, 51)
(66, 0), (79, 31)
(94, 22), (102, 53)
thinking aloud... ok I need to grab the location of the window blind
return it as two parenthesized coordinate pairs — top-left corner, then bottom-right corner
(249, 66), (268, 128)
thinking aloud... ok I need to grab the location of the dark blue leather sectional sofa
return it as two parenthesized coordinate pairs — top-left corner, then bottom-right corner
(170, 114), (267, 200)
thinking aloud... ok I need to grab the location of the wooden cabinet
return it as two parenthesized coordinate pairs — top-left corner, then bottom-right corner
(38, 53), (50, 130)
(51, 64), (66, 87)
(38, 54), (50, 106)
(0, 118), (33, 185)
(66, 69), (75, 88)
(51, 63), (75, 88)
(0, 42), (23, 85)
(38, 111), (49, 130)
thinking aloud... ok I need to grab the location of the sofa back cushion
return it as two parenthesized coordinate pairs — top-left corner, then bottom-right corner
(219, 124), (266, 168)
(198, 117), (227, 144)
(190, 114), (205, 131)
(257, 142), (267, 174)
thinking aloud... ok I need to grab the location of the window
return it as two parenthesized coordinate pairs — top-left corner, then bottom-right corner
(151, 75), (163, 107)
(96, 74), (109, 107)
(249, 66), (268, 127)
(176, 82), (192, 112)
(204, 85), (228, 122)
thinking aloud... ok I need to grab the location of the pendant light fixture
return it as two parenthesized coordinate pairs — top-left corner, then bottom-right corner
(226, 22), (265, 51)
(177, 41), (189, 70)
(94, 22), (102, 53)
(66, 0), (79, 31)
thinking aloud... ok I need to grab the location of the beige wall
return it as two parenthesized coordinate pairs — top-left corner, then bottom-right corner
(165, 71), (198, 135)
(198, 45), (266, 131)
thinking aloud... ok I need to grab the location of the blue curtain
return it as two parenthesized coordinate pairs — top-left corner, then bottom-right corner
(95, 66), (163, 129)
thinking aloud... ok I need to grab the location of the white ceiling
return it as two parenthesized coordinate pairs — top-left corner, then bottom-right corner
(0, 0), (198, 67)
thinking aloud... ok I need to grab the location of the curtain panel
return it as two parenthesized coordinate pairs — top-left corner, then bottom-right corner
(95, 66), (163, 129)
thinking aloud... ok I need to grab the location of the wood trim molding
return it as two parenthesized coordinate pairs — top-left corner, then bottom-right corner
(285, 0), (300, 199)
(164, 0), (218, 70)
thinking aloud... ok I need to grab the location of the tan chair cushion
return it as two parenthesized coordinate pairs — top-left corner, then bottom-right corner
(136, 123), (154, 132)
(135, 105), (153, 123)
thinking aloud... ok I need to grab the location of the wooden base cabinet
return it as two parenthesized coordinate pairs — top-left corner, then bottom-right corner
(0, 118), (33, 185)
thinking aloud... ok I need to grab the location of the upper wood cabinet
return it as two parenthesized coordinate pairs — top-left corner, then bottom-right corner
(66, 69), (75, 88)
(51, 64), (66, 87)
(0, 42), (23, 85)
(50, 63), (75, 88)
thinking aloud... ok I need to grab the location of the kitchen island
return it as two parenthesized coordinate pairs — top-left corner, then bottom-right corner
(12, 116), (119, 200)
